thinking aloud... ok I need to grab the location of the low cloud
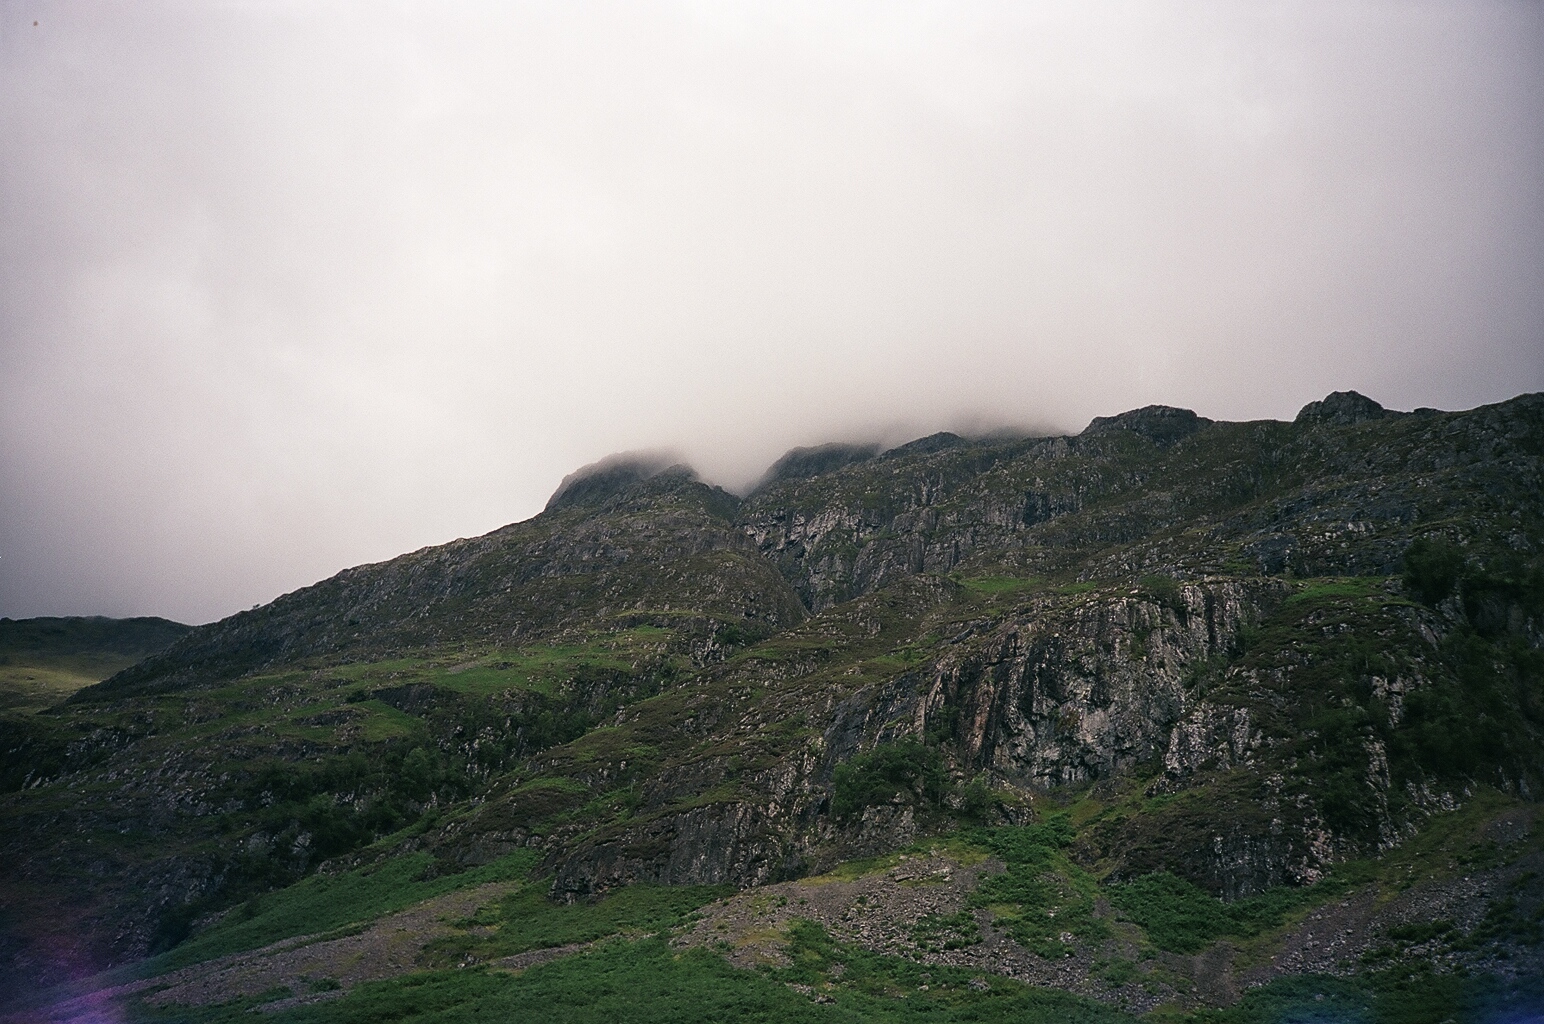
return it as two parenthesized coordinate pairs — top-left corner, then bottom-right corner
(1, 1), (1540, 622)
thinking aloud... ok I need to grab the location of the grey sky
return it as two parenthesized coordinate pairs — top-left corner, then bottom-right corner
(2, 1), (1541, 624)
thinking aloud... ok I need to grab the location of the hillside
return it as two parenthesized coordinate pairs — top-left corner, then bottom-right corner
(2, 390), (1541, 1023)
(0, 616), (191, 716)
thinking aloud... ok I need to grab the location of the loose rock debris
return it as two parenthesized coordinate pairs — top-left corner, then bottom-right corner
(673, 850), (1173, 1012)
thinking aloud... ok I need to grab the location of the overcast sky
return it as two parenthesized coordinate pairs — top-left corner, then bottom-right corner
(2, 1), (1541, 625)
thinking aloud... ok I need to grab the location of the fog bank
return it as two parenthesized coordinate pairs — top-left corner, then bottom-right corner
(2, 1), (1540, 622)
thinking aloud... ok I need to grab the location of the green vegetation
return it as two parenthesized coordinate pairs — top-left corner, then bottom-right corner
(908, 911), (980, 951)
(0, 622), (715, 955)
(966, 818), (1109, 957)
(764, 920), (1131, 1022)
(956, 575), (1043, 597)
(0, 663), (103, 715)
(150, 850), (540, 972)
(424, 881), (732, 965)
(132, 940), (838, 1024)
(102, 787), (1544, 1023)
(830, 739), (947, 819)
(1176, 558), (1544, 851)
(151, 924), (1134, 1024)
(1106, 872), (1322, 954)
(1184, 968), (1544, 1024)
(0, 615), (189, 713)
(1137, 574), (1186, 613)
(1403, 537), (1466, 606)
(1283, 576), (1391, 607)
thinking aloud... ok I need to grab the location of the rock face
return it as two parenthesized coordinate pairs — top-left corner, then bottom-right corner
(1293, 390), (1390, 426)
(3, 390), (1543, 995)
(739, 391), (1543, 612)
(756, 442), (882, 487)
(923, 580), (1287, 786)
(545, 453), (690, 511)
(1082, 404), (1214, 445)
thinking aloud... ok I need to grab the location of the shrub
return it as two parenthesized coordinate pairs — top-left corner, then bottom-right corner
(1403, 538), (1465, 606)
(830, 739), (946, 819)
(1108, 871), (1315, 954)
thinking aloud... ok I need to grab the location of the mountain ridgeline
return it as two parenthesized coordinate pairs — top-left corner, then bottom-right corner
(3, 390), (1542, 1019)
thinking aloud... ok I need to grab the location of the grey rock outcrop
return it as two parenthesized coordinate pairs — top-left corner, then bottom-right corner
(755, 442), (882, 489)
(922, 580), (1286, 786)
(546, 452), (693, 511)
(1081, 405), (1214, 445)
(1293, 390), (1392, 426)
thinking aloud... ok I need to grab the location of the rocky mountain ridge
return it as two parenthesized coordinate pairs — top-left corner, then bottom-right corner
(2, 390), (1541, 1021)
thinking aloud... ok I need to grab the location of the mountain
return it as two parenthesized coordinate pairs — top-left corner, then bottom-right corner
(2, 391), (1541, 1023)
(0, 616), (190, 716)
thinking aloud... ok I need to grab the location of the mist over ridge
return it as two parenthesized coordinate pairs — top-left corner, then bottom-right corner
(553, 390), (1403, 507)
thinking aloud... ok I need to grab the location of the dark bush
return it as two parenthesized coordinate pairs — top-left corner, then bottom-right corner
(830, 739), (946, 819)
(955, 776), (999, 822)
(1403, 538), (1465, 606)
(1107, 872), (1230, 953)
(1139, 574), (1187, 616)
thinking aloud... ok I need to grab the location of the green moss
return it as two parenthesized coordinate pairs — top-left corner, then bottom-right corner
(1284, 577), (1388, 607)
(350, 700), (419, 740)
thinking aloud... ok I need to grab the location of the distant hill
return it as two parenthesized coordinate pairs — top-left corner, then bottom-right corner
(3, 391), (1541, 1022)
(0, 615), (191, 714)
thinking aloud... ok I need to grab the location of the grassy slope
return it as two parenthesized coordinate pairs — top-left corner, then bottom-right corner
(110, 787), (1541, 1024)
(6, 571), (1539, 1004)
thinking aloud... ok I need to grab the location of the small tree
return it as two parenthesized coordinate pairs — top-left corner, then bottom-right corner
(1403, 537), (1465, 606)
